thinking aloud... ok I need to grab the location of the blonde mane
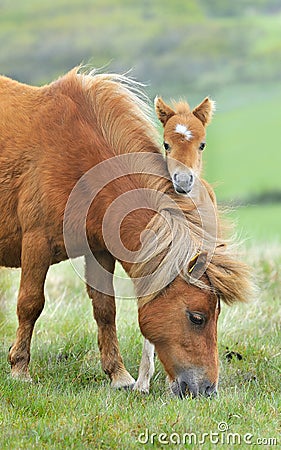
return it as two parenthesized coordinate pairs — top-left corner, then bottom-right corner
(130, 183), (254, 307)
(77, 68), (161, 156)
(64, 69), (254, 306)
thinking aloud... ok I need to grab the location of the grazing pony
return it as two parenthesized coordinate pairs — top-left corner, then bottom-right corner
(0, 69), (253, 398)
(155, 96), (217, 205)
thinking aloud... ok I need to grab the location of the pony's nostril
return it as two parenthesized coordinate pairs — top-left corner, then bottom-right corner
(173, 173), (178, 182)
(205, 384), (217, 397)
(179, 380), (187, 399)
(189, 174), (194, 183)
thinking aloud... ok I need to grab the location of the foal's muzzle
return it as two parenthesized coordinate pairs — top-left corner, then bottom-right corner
(173, 171), (194, 194)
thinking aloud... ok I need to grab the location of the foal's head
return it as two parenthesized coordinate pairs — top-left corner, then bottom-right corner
(138, 274), (220, 398)
(155, 97), (215, 195)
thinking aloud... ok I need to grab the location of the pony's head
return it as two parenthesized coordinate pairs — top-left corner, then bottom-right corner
(155, 97), (215, 195)
(138, 274), (220, 398)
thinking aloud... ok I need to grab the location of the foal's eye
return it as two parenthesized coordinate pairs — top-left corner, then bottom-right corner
(163, 142), (171, 152)
(199, 142), (206, 151)
(187, 311), (205, 326)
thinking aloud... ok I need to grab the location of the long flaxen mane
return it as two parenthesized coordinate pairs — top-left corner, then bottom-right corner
(64, 68), (255, 306)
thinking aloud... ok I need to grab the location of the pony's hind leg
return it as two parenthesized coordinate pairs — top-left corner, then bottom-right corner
(8, 233), (51, 381)
(85, 251), (135, 389)
(134, 339), (155, 394)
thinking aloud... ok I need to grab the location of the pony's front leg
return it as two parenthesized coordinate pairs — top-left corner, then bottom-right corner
(134, 339), (155, 394)
(85, 252), (135, 389)
(8, 233), (51, 381)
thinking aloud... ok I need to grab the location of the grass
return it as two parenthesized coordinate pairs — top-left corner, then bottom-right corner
(230, 203), (281, 243)
(0, 244), (280, 449)
(203, 87), (281, 201)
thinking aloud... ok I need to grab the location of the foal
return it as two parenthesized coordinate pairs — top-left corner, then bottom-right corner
(155, 96), (217, 205)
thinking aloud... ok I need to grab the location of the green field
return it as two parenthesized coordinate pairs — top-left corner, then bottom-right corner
(1, 0), (280, 91)
(204, 87), (281, 201)
(172, 85), (281, 243)
(0, 247), (280, 449)
(230, 204), (281, 243)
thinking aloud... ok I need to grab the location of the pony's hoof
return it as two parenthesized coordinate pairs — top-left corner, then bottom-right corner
(111, 371), (135, 390)
(133, 382), (150, 395)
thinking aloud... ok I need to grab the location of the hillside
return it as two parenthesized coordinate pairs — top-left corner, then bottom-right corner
(0, 0), (280, 240)
(0, 0), (280, 94)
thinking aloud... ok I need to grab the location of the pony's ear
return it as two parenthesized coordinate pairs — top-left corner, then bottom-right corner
(192, 97), (215, 127)
(154, 97), (175, 126)
(188, 251), (208, 277)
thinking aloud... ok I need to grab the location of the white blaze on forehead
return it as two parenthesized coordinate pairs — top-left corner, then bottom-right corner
(175, 124), (193, 141)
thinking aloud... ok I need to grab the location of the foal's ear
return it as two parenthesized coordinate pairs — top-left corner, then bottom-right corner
(192, 97), (215, 127)
(154, 97), (175, 126)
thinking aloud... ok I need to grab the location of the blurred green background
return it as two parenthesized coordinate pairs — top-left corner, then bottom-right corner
(1, 0), (280, 242)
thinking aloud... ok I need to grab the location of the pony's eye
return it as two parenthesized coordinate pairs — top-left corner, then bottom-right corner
(187, 311), (205, 326)
(199, 142), (206, 151)
(163, 142), (171, 152)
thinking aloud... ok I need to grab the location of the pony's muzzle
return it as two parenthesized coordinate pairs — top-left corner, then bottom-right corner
(173, 171), (195, 194)
(171, 370), (217, 399)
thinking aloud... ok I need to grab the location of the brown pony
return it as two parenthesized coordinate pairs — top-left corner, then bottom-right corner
(0, 69), (253, 398)
(155, 96), (217, 205)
